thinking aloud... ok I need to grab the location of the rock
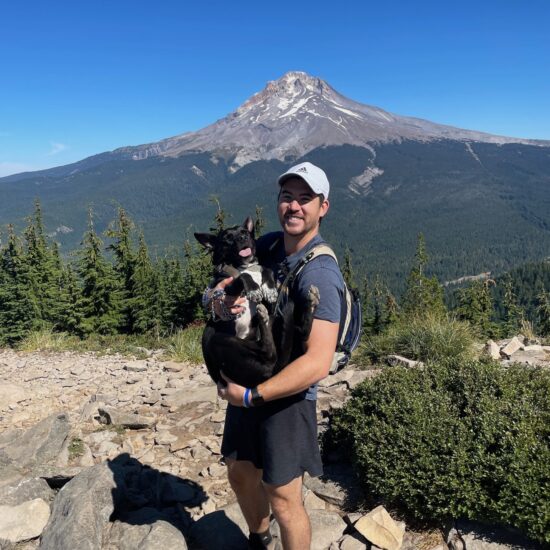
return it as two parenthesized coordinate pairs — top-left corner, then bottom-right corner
(500, 337), (523, 358)
(319, 369), (355, 388)
(0, 498), (50, 543)
(163, 361), (185, 373)
(309, 509), (347, 550)
(162, 386), (217, 408)
(123, 361), (148, 372)
(303, 489), (326, 510)
(0, 383), (28, 410)
(347, 370), (371, 389)
(385, 355), (424, 369)
(106, 518), (187, 550)
(485, 340), (501, 360)
(339, 533), (369, 549)
(98, 406), (156, 429)
(189, 501), (250, 549)
(0, 477), (54, 506)
(39, 462), (124, 550)
(354, 505), (405, 550)
(0, 412), (70, 480)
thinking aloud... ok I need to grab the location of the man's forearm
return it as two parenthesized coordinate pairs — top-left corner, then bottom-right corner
(256, 354), (329, 402)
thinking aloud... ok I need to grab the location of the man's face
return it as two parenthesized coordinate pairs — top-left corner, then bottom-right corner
(277, 177), (329, 238)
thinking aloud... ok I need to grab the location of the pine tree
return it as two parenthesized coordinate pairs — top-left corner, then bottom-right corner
(502, 278), (524, 336)
(402, 234), (446, 318)
(342, 247), (356, 289)
(536, 289), (550, 337)
(0, 226), (40, 343)
(56, 264), (83, 334)
(106, 208), (136, 332)
(131, 232), (161, 334)
(180, 240), (212, 325)
(209, 196), (227, 232)
(76, 211), (123, 335)
(457, 279), (494, 335)
(254, 205), (265, 238)
(22, 200), (62, 327)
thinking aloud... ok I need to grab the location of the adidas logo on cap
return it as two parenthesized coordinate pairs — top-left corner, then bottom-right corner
(297, 166), (308, 173)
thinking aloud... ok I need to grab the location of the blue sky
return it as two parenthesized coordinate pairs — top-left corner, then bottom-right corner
(1, 0), (548, 177)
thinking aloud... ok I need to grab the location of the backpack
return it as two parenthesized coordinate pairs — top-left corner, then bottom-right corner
(274, 244), (362, 374)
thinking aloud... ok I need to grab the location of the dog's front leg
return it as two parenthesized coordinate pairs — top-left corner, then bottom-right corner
(256, 304), (277, 362)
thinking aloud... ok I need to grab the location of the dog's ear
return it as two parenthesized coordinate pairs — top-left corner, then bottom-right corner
(243, 217), (254, 235)
(194, 232), (216, 250)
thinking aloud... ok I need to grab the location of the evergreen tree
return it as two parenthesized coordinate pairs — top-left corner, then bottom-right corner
(402, 234), (446, 318)
(209, 196), (227, 232)
(456, 279), (495, 335)
(76, 211), (123, 335)
(180, 240), (212, 325)
(106, 208), (136, 332)
(342, 247), (356, 289)
(502, 278), (524, 336)
(22, 200), (62, 327)
(0, 226), (40, 343)
(56, 264), (83, 334)
(536, 289), (550, 337)
(131, 232), (161, 334)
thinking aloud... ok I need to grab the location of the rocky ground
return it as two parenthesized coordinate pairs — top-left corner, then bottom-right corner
(0, 339), (546, 549)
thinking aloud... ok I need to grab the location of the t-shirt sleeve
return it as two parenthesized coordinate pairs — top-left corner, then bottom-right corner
(295, 256), (344, 324)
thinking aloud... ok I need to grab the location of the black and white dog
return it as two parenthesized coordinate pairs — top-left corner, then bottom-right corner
(194, 217), (319, 388)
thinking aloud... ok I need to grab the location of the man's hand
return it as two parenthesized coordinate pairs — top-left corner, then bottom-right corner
(217, 372), (246, 406)
(213, 277), (247, 317)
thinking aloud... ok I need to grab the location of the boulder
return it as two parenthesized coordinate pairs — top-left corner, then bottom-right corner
(98, 406), (156, 429)
(105, 518), (187, 550)
(0, 498), (50, 543)
(161, 386), (217, 409)
(354, 505), (405, 550)
(0, 412), (70, 482)
(500, 337), (523, 358)
(309, 509), (347, 550)
(39, 462), (125, 550)
(0, 477), (54, 506)
(485, 340), (501, 360)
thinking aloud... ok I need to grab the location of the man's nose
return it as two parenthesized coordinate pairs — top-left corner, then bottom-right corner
(288, 199), (300, 209)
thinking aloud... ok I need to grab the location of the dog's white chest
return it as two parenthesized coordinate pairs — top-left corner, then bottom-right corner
(235, 299), (255, 339)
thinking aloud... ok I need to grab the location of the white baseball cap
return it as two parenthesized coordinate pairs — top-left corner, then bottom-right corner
(277, 161), (330, 198)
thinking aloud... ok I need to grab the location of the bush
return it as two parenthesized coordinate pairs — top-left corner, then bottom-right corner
(165, 324), (204, 364)
(357, 313), (477, 365)
(328, 359), (550, 544)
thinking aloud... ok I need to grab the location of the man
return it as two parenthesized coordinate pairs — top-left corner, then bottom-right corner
(212, 162), (345, 549)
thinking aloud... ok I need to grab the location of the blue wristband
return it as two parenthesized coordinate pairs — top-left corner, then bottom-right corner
(243, 388), (251, 408)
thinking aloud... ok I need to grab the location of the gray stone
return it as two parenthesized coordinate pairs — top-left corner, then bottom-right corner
(124, 361), (148, 372)
(105, 518), (187, 550)
(39, 462), (124, 550)
(309, 509), (347, 550)
(386, 355), (424, 369)
(0, 413), (70, 480)
(189, 501), (249, 549)
(0, 498), (50, 543)
(304, 473), (347, 507)
(98, 406), (156, 429)
(162, 386), (217, 408)
(0, 478), (54, 506)
(339, 533), (369, 550)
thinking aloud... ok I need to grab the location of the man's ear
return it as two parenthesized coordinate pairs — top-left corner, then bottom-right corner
(319, 199), (330, 220)
(194, 232), (216, 250)
(243, 216), (254, 234)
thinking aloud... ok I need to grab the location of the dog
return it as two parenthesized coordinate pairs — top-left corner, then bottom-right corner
(194, 216), (319, 388)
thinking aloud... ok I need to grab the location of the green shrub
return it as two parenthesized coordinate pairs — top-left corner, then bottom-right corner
(165, 324), (204, 364)
(357, 313), (477, 365)
(329, 359), (550, 544)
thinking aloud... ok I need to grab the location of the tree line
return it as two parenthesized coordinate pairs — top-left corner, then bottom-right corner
(1, 201), (550, 346)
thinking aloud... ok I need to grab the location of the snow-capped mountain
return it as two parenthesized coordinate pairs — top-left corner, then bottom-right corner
(127, 71), (548, 170)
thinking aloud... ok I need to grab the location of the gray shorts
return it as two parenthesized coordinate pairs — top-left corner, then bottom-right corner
(221, 394), (323, 486)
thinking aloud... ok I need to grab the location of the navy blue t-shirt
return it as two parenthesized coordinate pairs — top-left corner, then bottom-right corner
(257, 232), (345, 400)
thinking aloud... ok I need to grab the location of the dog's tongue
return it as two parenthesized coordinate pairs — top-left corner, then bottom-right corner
(239, 247), (252, 258)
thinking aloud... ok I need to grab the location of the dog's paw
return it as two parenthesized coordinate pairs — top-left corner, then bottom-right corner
(308, 285), (320, 309)
(263, 286), (279, 303)
(247, 289), (263, 303)
(256, 303), (269, 324)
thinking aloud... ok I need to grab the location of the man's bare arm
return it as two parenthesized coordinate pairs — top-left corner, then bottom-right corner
(256, 318), (339, 402)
